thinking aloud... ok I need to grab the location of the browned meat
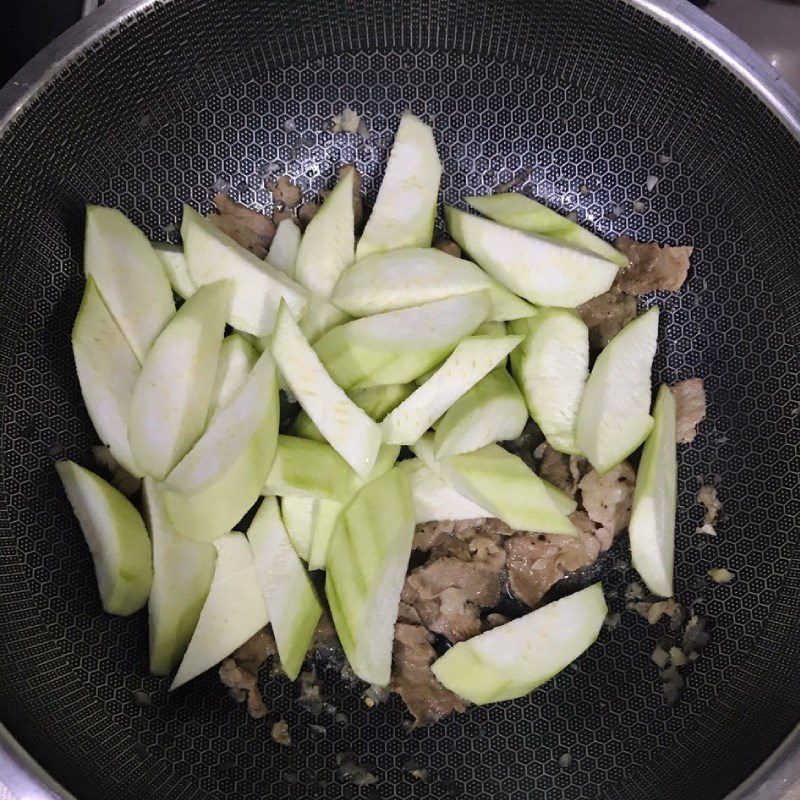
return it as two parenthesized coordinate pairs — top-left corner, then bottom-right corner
(397, 601), (423, 625)
(434, 238), (462, 258)
(578, 462), (636, 549)
(211, 192), (275, 257)
(538, 445), (586, 498)
(615, 236), (694, 294)
(267, 175), (302, 209)
(403, 555), (504, 610)
(505, 530), (601, 608)
(671, 378), (707, 444)
(696, 481), (721, 536)
(391, 623), (467, 725)
(413, 586), (482, 642)
(218, 628), (278, 719)
(577, 287), (638, 350)
(413, 520), (453, 552)
(403, 524), (506, 644)
(297, 202), (320, 227)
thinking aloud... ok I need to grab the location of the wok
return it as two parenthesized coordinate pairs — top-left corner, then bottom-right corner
(0, 1), (798, 798)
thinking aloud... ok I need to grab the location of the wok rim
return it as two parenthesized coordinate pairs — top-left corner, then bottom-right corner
(0, 1), (798, 798)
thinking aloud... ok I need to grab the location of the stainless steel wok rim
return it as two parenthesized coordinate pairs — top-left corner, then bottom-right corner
(0, 1), (798, 798)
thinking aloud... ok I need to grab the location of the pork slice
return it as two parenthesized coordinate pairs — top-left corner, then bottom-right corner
(579, 462), (636, 547)
(414, 587), (482, 642)
(413, 520), (456, 552)
(671, 378), (707, 444)
(577, 287), (639, 350)
(538, 445), (587, 498)
(391, 623), (467, 725)
(505, 530), (602, 608)
(615, 236), (694, 294)
(403, 555), (504, 608)
(211, 192), (276, 257)
(218, 628), (278, 719)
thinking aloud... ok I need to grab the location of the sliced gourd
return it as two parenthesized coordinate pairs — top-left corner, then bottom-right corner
(433, 369), (528, 458)
(153, 242), (196, 299)
(143, 478), (216, 676)
(248, 497), (322, 679)
(325, 467), (415, 685)
(271, 302), (382, 479)
(382, 335), (523, 445)
(474, 321), (507, 336)
(509, 310), (589, 455)
(294, 167), (355, 297)
(466, 193), (628, 268)
(575, 306), (659, 474)
(209, 334), (258, 418)
(56, 461), (152, 616)
(293, 383), (414, 441)
(356, 112), (441, 259)
(331, 247), (535, 321)
(298, 295), (351, 345)
(401, 458), (491, 523)
(165, 349), (278, 494)
(314, 292), (490, 390)
(445, 206), (618, 307)
(72, 277), (142, 477)
(409, 432), (440, 473)
(543, 481), (579, 516)
(171, 532), (269, 690)
(265, 435), (359, 500)
(431, 583), (607, 704)
(438, 444), (577, 535)
(628, 384), (677, 598)
(163, 345), (280, 542)
(84, 205), (175, 361)
(282, 496), (341, 565)
(268, 218), (301, 278)
(181, 205), (309, 336)
(128, 281), (231, 480)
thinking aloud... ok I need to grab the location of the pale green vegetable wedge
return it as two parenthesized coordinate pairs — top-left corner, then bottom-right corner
(409, 432), (440, 473)
(438, 444), (577, 535)
(266, 435), (359, 500)
(628, 384), (677, 598)
(153, 242), (196, 299)
(543, 481), (579, 516)
(509, 309), (589, 455)
(282, 496), (341, 565)
(474, 321), (507, 336)
(84, 205), (175, 361)
(433, 369), (528, 458)
(445, 206), (618, 307)
(181, 205), (309, 336)
(248, 497), (322, 679)
(400, 458), (490, 523)
(325, 467), (415, 684)
(293, 383), (414, 441)
(432, 584), (607, 704)
(171, 532), (268, 690)
(56, 461), (152, 616)
(299, 295), (351, 344)
(143, 479), (216, 676)
(314, 292), (490, 390)
(128, 281), (231, 480)
(331, 248), (535, 321)
(575, 306), (659, 474)
(382, 336), (523, 445)
(163, 349), (279, 542)
(356, 112), (442, 259)
(466, 193), (628, 268)
(294, 168), (355, 297)
(72, 278), (142, 477)
(165, 349), (278, 494)
(268, 219), (301, 278)
(271, 302), (382, 478)
(209, 334), (258, 418)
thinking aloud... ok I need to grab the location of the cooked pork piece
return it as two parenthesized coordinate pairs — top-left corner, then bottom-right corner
(671, 378), (707, 444)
